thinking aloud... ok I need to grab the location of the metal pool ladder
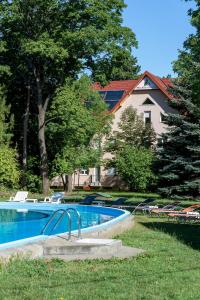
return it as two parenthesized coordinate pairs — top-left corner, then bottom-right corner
(41, 208), (82, 240)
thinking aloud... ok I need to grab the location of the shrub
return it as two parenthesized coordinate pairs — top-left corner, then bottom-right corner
(115, 146), (155, 192)
(0, 145), (20, 188)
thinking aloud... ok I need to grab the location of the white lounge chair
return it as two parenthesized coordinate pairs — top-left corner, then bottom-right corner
(43, 192), (65, 204)
(9, 191), (28, 202)
(9, 191), (38, 203)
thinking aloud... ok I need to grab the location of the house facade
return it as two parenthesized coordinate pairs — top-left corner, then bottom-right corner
(51, 71), (176, 189)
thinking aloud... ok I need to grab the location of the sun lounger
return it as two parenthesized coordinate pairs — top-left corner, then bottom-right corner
(9, 191), (38, 203)
(9, 191), (29, 202)
(79, 193), (112, 206)
(43, 192), (65, 204)
(133, 198), (157, 214)
(79, 194), (99, 205)
(167, 204), (200, 221)
(109, 197), (128, 207)
(150, 201), (182, 217)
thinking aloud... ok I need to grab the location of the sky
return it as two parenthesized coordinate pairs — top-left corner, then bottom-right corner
(123, 0), (196, 77)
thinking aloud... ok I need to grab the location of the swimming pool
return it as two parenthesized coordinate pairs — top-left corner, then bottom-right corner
(0, 202), (130, 249)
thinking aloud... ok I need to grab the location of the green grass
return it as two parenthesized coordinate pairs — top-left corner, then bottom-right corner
(1, 217), (200, 299)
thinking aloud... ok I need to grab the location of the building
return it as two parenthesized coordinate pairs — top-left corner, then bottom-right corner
(51, 71), (176, 189)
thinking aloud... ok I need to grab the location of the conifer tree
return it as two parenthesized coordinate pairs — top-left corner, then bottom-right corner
(156, 0), (200, 198)
(156, 94), (200, 198)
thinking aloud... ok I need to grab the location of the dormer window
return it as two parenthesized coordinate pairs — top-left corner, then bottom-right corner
(144, 77), (151, 86)
(142, 98), (155, 105)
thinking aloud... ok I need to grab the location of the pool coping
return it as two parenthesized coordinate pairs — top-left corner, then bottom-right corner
(0, 202), (132, 251)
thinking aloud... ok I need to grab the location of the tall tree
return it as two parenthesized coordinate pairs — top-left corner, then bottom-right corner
(173, 0), (200, 104)
(156, 0), (200, 198)
(47, 76), (111, 192)
(105, 106), (156, 191)
(0, 0), (139, 194)
(106, 106), (156, 153)
(156, 97), (200, 198)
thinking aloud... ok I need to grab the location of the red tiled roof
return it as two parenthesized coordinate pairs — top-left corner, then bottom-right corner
(93, 71), (173, 113)
(100, 79), (138, 93)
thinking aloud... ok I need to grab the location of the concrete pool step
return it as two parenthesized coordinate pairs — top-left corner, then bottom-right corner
(0, 238), (144, 261)
(42, 238), (144, 260)
(43, 238), (122, 256)
(44, 246), (144, 261)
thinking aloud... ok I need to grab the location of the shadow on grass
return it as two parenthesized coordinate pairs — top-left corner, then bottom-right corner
(141, 221), (200, 251)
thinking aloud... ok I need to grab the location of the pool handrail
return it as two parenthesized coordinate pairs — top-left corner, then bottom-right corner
(66, 208), (82, 239)
(41, 208), (81, 240)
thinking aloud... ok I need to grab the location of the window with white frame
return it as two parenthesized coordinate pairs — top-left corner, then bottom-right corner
(107, 168), (116, 176)
(79, 169), (89, 175)
(144, 111), (151, 124)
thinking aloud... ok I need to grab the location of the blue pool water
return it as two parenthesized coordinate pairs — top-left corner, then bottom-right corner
(0, 203), (129, 246)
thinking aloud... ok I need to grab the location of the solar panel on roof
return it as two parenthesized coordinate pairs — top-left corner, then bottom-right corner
(98, 90), (125, 110)
(99, 91), (106, 99)
(105, 90), (124, 101)
(105, 100), (119, 110)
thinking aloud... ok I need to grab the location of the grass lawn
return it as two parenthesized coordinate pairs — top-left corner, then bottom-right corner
(1, 216), (200, 299)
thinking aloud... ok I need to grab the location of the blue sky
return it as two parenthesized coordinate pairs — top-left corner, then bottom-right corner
(123, 0), (196, 77)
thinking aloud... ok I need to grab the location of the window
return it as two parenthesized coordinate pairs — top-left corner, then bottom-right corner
(142, 98), (155, 105)
(144, 77), (151, 86)
(144, 111), (151, 124)
(107, 168), (116, 176)
(160, 113), (167, 123)
(157, 138), (164, 146)
(79, 169), (89, 175)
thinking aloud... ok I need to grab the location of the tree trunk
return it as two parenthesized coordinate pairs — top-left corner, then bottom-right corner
(66, 174), (73, 194)
(35, 67), (49, 195)
(38, 106), (49, 195)
(61, 174), (67, 191)
(22, 84), (30, 187)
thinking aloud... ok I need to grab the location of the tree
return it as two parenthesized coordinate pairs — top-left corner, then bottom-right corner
(173, 0), (200, 104)
(156, 0), (200, 198)
(0, 88), (20, 189)
(106, 106), (156, 153)
(47, 76), (111, 192)
(0, 0), (139, 194)
(105, 106), (156, 191)
(0, 145), (20, 188)
(156, 97), (200, 198)
(0, 87), (13, 145)
(115, 146), (154, 192)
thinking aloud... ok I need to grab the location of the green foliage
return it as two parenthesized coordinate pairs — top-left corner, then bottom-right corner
(47, 76), (111, 178)
(106, 106), (156, 152)
(0, 145), (20, 188)
(0, 87), (13, 145)
(173, 0), (200, 105)
(105, 106), (156, 191)
(23, 172), (42, 193)
(0, 87), (18, 189)
(156, 1), (200, 199)
(0, 0), (139, 88)
(156, 98), (200, 198)
(0, 0), (139, 191)
(115, 146), (155, 191)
